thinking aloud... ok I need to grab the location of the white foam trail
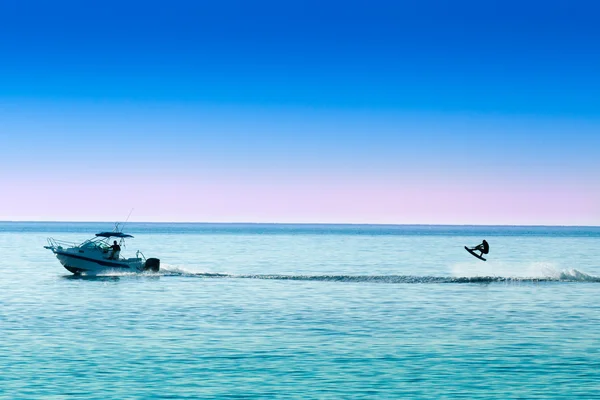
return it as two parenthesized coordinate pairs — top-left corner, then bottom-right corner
(73, 264), (600, 283)
(559, 268), (600, 282)
(159, 264), (231, 277)
(159, 264), (196, 276)
(451, 260), (562, 279)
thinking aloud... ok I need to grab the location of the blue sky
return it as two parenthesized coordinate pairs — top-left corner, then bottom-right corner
(1, 0), (599, 224)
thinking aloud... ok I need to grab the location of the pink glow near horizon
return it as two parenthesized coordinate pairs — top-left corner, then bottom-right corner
(1, 176), (598, 225)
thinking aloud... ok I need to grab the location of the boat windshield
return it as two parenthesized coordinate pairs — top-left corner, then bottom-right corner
(79, 238), (110, 249)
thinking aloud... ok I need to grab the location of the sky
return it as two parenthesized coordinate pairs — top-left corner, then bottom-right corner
(1, 0), (599, 225)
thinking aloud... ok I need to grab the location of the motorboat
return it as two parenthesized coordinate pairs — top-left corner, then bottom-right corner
(44, 230), (160, 275)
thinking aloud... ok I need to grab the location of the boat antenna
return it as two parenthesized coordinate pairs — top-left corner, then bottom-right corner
(119, 208), (134, 233)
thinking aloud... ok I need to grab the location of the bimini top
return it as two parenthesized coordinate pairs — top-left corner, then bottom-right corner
(95, 232), (134, 238)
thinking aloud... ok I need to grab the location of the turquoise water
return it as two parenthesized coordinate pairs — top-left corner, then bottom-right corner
(1, 222), (600, 399)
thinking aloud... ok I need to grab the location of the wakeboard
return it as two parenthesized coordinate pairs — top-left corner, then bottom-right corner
(465, 246), (486, 261)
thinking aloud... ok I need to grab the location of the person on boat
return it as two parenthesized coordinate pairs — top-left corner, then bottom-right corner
(109, 240), (121, 260)
(470, 240), (489, 256)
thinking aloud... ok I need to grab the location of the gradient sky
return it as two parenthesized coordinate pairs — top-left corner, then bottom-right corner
(1, 0), (599, 225)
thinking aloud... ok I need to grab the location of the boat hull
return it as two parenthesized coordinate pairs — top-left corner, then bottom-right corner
(55, 251), (145, 275)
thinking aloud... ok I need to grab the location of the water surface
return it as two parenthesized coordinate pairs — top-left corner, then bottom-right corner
(1, 223), (599, 398)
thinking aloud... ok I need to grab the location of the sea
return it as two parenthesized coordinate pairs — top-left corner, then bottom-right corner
(1, 222), (599, 399)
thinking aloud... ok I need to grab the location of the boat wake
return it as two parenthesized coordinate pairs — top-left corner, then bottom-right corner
(153, 267), (600, 284)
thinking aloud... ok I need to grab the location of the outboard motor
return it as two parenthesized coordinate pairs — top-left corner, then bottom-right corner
(144, 258), (160, 272)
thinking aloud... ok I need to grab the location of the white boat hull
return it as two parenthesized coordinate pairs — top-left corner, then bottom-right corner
(55, 250), (145, 275)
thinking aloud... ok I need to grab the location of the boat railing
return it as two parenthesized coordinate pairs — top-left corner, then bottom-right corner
(45, 237), (79, 250)
(136, 250), (147, 261)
